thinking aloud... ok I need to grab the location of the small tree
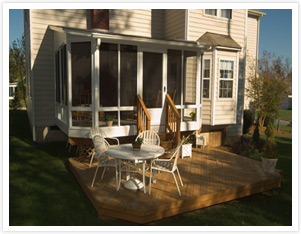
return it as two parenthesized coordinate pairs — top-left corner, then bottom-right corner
(246, 51), (290, 127)
(262, 117), (277, 159)
(9, 35), (25, 83)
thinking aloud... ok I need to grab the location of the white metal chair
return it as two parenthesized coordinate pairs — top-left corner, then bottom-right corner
(134, 130), (160, 165)
(90, 135), (118, 188)
(149, 140), (184, 196)
(136, 130), (160, 146)
(89, 126), (119, 167)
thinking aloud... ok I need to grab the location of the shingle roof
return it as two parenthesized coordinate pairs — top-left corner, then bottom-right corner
(197, 32), (241, 49)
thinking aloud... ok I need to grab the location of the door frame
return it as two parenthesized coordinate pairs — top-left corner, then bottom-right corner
(139, 47), (167, 127)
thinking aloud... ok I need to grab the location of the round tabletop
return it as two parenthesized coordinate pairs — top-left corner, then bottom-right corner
(107, 144), (165, 161)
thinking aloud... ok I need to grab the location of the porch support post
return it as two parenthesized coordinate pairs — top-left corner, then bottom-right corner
(196, 51), (202, 127)
(92, 37), (101, 127)
(211, 47), (217, 126)
(67, 36), (72, 130)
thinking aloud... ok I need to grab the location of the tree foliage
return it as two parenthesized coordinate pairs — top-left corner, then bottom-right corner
(9, 35), (25, 83)
(246, 50), (290, 127)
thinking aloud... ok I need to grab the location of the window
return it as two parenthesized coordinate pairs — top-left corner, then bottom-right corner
(9, 87), (14, 97)
(167, 49), (182, 105)
(99, 43), (118, 107)
(221, 9), (232, 19)
(55, 51), (60, 103)
(202, 59), (210, 99)
(184, 51), (197, 105)
(61, 45), (67, 105)
(205, 9), (217, 16)
(71, 42), (91, 107)
(120, 44), (137, 106)
(205, 9), (232, 19)
(219, 60), (234, 98)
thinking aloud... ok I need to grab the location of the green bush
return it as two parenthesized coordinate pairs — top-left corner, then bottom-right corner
(253, 123), (260, 142)
(263, 119), (277, 159)
(243, 110), (254, 134)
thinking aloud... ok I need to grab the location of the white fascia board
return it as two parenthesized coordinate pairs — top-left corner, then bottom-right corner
(215, 46), (241, 52)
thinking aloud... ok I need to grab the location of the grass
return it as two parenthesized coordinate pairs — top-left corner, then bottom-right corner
(9, 110), (292, 226)
(278, 109), (292, 121)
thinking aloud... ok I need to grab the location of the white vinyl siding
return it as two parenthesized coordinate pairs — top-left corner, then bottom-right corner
(214, 51), (237, 125)
(244, 14), (259, 109)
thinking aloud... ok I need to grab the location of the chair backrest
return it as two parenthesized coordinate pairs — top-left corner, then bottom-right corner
(90, 126), (107, 138)
(171, 139), (185, 172)
(136, 130), (160, 146)
(92, 135), (109, 157)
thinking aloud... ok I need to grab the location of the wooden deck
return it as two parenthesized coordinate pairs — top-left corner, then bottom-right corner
(69, 147), (281, 224)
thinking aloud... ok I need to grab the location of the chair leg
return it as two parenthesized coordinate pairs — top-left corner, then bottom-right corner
(115, 159), (119, 191)
(149, 164), (152, 195)
(101, 167), (106, 180)
(143, 161), (146, 193)
(91, 166), (99, 187)
(172, 172), (181, 196)
(89, 152), (95, 167)
(176, 168), (183, 186)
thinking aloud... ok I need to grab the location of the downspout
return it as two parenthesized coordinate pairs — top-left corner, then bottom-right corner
(30, 9), (36, 142)
(210, 47), (217, 126)
(243, 9), (248, 110)
(184, 9), (188, 40)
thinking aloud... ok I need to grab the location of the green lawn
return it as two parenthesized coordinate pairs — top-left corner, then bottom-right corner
(278, 109), (292, 121)
(9, 110), (292, 226)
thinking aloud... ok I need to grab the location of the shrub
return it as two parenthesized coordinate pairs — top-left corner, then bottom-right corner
(231, 136), (255, 157)
(263, 118), (277, 159)
(253, 123), (260, 142)
(243, 110), (254, 134)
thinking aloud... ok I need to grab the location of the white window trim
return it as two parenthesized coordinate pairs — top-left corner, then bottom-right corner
(202, 58), (211, 100)
(218, 58), (235, 100)
(203, 9), (232, 20)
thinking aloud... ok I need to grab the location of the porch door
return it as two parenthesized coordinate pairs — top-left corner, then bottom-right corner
(142, 50), (167, 130)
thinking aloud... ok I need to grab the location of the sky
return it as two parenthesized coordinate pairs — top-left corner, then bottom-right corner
(9, 9), (292, 65)
(259, 9), (292, 64)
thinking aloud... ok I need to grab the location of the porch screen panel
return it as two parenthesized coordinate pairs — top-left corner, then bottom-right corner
(55, 51), (60, 103)
(167, 49), (181, 105)
(99, 43), (118, 107)
(71, 42), (91, 107)
(184, 51), (197, 105)
(61, 45), (67, 106)
(120, 44), (137, 106)
(143, 52), (162, 108)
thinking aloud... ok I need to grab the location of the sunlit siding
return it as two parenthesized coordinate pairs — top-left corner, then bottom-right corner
(244, 15), (258, 109)
(165, 9), (185, 40)
(214, 50), (237, 125)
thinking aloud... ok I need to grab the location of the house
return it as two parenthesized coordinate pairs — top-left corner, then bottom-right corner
(9, 82), (18, 100)
(24, 9), (265, 145)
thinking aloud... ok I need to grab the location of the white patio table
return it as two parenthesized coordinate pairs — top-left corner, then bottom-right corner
(106, 144), (165, 193)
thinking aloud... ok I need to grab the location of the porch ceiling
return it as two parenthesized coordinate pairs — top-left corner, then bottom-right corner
(49, 25), (208, 49)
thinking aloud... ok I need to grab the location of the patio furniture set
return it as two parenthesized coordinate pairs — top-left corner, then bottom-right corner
(89, 127), (185, 196)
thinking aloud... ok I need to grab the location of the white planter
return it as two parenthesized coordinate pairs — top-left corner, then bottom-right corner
(261, 157), (278, 173)
(181, 144), (192, 158)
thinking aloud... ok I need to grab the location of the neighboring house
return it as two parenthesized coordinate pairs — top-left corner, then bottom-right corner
(24, 9), (265, 144)
(9, 82), (18, 100)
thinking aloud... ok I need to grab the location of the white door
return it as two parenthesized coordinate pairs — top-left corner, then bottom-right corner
(141, 49), (167, 131)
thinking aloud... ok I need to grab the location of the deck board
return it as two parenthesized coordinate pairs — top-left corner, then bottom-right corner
(69, 147), (281, 224)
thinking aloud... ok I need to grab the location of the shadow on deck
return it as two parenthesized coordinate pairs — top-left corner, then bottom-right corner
(68, 147), (281, 224)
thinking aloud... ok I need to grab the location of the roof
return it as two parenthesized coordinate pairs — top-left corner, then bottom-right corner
(49, 25), (207, 50)
(197, 32), (241, 49)
(248, 9), (266, 18)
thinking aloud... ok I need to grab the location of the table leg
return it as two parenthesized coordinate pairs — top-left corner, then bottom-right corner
(149, 159), (152, 195)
